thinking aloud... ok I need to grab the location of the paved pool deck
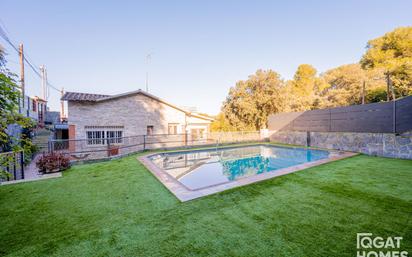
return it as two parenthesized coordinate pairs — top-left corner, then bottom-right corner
(138, 145), (359, 202)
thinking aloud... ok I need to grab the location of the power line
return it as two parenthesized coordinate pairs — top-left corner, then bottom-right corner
(0, 26), (20, 54)
(0, 23), (62, 93)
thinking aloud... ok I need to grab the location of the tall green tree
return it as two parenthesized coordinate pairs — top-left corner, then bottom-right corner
(222, 70), (287, 130)
(287, 64), (325, 111)
(219, 26), (412, 131)
(360, 26), (412, 97)
(291, 64), (317, 96)
(209, 113), (236, 132)
(319, 64), (386, 108)
(0, 45), (35, 178)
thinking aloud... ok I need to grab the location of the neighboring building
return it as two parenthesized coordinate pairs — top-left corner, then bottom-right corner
(45, 111), (69, 141)
(19, 95), (47, 126)
(45, 111), (61, 125)
(62, 90), (214, 144)
(3, 95), (48, 151)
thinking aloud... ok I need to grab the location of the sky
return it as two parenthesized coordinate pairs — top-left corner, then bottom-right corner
(1, 0), (411, 115)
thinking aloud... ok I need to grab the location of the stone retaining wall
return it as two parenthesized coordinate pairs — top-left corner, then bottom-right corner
(270, 131), (412, 159)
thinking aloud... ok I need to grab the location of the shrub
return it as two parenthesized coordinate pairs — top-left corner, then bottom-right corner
(36, 152), (70, 173)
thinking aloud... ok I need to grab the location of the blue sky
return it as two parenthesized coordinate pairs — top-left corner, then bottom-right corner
(1, 0), (411, 114)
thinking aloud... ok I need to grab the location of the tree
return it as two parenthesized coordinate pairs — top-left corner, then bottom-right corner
(218, 27), (412, 130)
(209, 113), (236, 132)
(319, 64), (386, 108)
(0, 45), (5, 67)
(0, 45), (35, 179)
(287, 64), (327, 111)
(365, 86), (387, 103)
(360, 27), (412, 98)
(222, 70), (287, 130)
(292, 64), (317, 96)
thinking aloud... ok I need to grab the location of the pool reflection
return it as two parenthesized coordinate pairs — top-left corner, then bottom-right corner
(150, 145), (329, 190)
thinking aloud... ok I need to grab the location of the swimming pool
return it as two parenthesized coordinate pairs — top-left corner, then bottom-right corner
(150, 145), (330, 190)
(139, 144), (355, 201)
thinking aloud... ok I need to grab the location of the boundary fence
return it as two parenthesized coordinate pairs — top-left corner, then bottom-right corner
(268, 96), (412, 134)
(48, 131), (264, 162)
(0, 150), (25, 182)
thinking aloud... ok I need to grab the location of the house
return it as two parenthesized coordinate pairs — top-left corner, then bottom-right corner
(3, 95), (48, 152)
(19, 95), (47, 126)
(61, 90), (214, 147)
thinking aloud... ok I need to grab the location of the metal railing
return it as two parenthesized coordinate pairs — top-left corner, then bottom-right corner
(0, 150), (25, 182)
(48, 131), (263, 162)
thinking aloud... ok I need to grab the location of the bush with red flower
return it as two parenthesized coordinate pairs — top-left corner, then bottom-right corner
(36, 153), (70, 173)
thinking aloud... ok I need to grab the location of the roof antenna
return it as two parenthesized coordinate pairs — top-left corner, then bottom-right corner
(145, 52), (153, 92)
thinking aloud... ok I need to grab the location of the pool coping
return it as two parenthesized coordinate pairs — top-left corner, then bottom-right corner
(138, 144), (359, 202)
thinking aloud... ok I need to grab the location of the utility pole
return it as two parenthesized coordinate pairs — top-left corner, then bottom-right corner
(390, 81), (396, 101)
(386, 73), (391, 101)
(40, 65), (48, 100)
(145, 53), (152, 92)
(60, 87), (65, 121)
(385, 72), (397, 133)
(19, 44), (25, 108)
(361, 81), (366, 104)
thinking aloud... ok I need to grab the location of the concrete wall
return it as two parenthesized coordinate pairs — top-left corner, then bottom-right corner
(270, 130), (412, 159)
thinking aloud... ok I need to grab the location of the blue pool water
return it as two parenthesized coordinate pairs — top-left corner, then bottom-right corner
(150, 145), (330, 190)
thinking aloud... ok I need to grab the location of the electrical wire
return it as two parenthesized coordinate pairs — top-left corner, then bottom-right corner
(0, 23), (62, 93)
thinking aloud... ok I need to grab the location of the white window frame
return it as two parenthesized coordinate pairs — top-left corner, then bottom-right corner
(106, 130), (123, 144)
(86, 130), (105, 145)
(85, 126), (124, 146)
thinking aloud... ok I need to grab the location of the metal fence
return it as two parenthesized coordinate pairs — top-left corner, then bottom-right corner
(268, 96), (412, 134)
(48, 131), (263, 162)
(0, 150), (25, 182)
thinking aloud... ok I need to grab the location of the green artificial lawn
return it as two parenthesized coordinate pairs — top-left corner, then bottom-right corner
(0, 153), (411, 257)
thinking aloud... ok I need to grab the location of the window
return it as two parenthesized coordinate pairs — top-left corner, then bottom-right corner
(86, 130), (123, 145)
(106, 131), (123, 144)
(116, 131), (123, 143)
(147, 126), (154, 135)
(32, 100), (37, 112)
(199, 128), (205, 139)
(87, 131), (105, 145)
(85, 126), (124, 145)
(168, 124), (178, 135)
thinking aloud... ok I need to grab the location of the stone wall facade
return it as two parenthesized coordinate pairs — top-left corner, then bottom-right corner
(270, 130), (412, 159)
(68, 94), (188, 139)
(68, 94), (213, 138)
(270, 131), (308, 146)
(66, 93), (213, 159)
